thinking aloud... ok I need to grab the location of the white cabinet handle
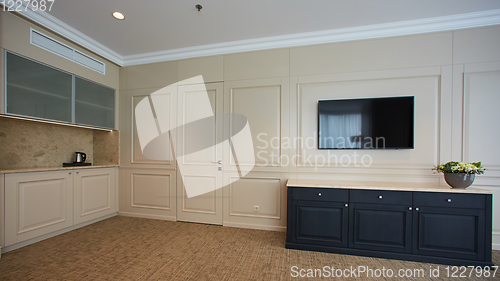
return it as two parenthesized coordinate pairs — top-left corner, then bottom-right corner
(345, 204), (348, 207)
(379, 195), (383, 199)
(409, 207), (412, 210)
(318, 193), (322, 197)
(416, 208), (419, 211)
(447, 199), (452, 203)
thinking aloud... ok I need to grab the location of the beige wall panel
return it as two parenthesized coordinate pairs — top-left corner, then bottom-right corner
(290, 32), (452, 76)
(222, 172), (287, 231)
(126, 61), (178, 90)
(131, 92), (174, 166)
(131, 173), (171, 210)
(297, 74), (440, 170)
(224, 48), (289, 81)
(118, 168), (176, 220)
(453, 25), (500, 64)
(0, 11), (119, 89)
(230, 85), (281, 166)
(463, 70), (500, 175)
(228, 178), (281, 219)
(178, 55), (223, 83)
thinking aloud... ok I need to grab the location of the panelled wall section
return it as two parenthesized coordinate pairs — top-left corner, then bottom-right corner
(118, 26), (500, 246)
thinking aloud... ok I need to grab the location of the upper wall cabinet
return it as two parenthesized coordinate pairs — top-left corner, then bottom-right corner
(75, 77), (115, 128)
(5, 52), (115, 129)
(6, 51), (73, 122)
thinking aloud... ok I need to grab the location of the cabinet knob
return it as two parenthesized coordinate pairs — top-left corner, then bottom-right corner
(379, 195), (383, 199)
(318, 193), (322, 197)
(409, 207), (412, 210)
(345, 204), (348, 207)
(416, 208), (419, 211)
(69, 172), (71, 175)
(76, 171), (79, 174)
(447, 198), (452, 203)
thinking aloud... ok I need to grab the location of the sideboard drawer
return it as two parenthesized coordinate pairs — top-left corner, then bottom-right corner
(292, 187), (348, 202)
(350, 189), (412, 205)
(413, 192), (485, 209)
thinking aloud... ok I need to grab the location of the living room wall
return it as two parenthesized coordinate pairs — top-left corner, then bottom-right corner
(118, 25), (500, 247)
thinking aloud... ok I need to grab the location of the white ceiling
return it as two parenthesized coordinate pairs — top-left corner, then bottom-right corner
(21, 0), (500, 65)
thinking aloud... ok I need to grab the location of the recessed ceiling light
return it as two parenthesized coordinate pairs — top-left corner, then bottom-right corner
(112, 12), (125, 20)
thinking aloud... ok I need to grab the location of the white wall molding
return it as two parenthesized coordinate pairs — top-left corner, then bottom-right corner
(13, 7), (500, 67)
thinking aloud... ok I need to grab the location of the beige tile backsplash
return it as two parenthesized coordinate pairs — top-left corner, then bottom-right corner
(0, 117), (118, 170)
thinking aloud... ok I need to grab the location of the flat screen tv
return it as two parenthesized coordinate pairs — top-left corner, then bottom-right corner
(318, 96), (414, 149)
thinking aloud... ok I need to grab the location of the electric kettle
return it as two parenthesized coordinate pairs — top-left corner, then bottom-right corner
(75, 152), (87, 163)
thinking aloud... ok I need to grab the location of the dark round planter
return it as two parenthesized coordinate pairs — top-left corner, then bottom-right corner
(444, 173), (475, 188)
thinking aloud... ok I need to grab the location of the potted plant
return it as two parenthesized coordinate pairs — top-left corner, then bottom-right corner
(433, 161), (485, 188)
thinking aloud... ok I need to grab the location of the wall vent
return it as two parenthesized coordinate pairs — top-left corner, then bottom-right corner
(30, 28), (106, 74)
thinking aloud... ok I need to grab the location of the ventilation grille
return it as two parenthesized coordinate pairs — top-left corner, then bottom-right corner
(30, 29), (106, 74)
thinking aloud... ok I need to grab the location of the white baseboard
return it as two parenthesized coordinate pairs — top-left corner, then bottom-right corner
(1, 213), (117, 254)
(117, 211), (176, 221)
(223, 221), (286, 232)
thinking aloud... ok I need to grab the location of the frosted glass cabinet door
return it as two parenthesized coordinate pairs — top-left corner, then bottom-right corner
(75, 77), (115, 129)
(6, 52), (72, 122)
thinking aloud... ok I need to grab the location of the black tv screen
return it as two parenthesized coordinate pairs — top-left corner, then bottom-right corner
(318, 96), (414, 149)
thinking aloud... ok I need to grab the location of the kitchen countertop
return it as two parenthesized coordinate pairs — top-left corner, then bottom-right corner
(287, 179), (494, 194)
(0, 164), (119, 174)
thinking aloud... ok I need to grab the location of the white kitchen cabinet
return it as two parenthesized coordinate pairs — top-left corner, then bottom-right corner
(4, 168), (118, 248)
(5, 170), (74, 246)
(73, 168), (117, 225)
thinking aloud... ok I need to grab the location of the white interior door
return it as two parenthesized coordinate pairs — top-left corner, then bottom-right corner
(176, 83), (223, 225)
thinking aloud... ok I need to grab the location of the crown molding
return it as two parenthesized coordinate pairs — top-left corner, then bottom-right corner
(14, 4), (124, 66)
(123, 9), (500, 66)
(11, 6), (500, 67)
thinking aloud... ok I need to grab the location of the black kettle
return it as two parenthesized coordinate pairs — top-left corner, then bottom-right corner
(75, 152), (87, 163)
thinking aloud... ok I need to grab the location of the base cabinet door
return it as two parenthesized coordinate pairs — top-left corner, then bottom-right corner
(349, 203), (412, 253)
(74, 168), (117, 225)
(5, 171), (73, 246)
(292, 200), (348, 247)
(412, 207), (485, 261)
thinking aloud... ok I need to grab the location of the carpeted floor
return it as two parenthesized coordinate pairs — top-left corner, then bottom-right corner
(0, 216), (498, 280)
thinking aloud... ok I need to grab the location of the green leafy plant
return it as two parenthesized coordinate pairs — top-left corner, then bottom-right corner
(433, 161), (485, 175)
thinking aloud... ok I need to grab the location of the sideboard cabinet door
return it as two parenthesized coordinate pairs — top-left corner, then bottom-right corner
(412, 207), (485, 261)
(349, 203), (412, 254)
(292, 200), (349, 248)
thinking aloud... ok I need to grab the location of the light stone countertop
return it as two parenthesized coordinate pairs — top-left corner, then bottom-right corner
(0, 164), (119, 174)
(287, 179), (494, 194)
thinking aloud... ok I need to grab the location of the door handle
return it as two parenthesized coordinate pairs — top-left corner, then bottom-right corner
(212, 160), (222, 164)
